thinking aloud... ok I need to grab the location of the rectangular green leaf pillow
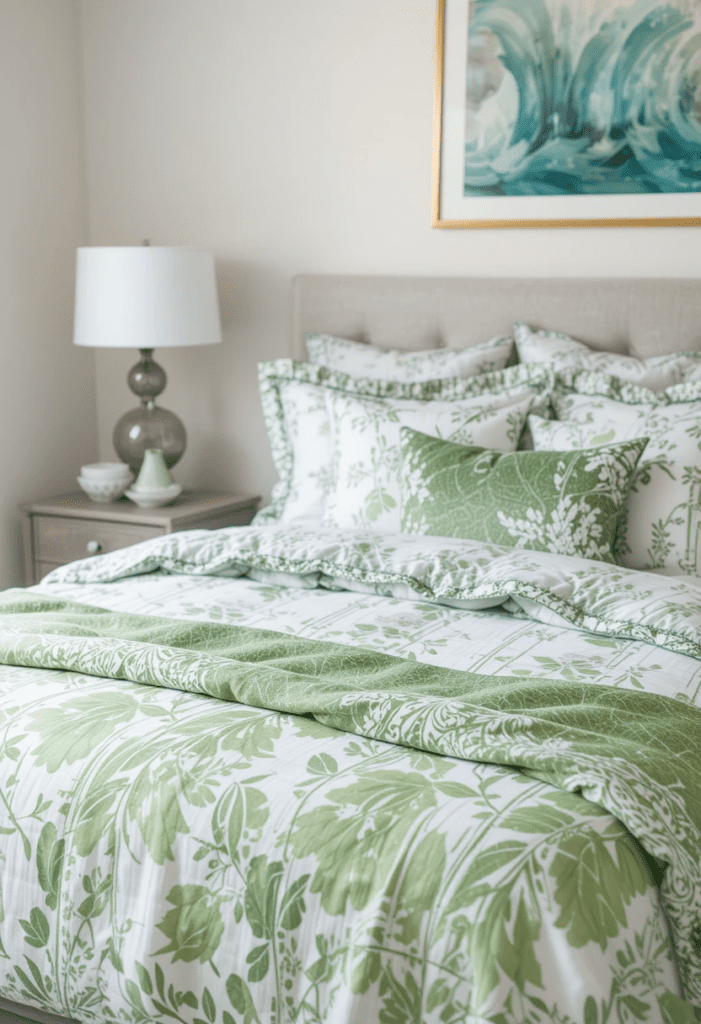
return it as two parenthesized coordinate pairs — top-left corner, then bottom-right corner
(400, 427), (649, 563)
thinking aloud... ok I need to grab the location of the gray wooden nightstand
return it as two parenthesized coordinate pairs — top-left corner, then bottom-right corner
(20, 490), (261, 585)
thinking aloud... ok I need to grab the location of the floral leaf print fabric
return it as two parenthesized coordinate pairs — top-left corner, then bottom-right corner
(399, 427), (647, 562)
(255, 359), (553, 527)
(305, 332), (514, 381)
(40, 521), (701, 664)
(514, 322), (701, 391)
(255, 377), (332, 524)
(0, 584), (699, 1020)
(531, 371), (701, 575)
(320, 379), (551, 534)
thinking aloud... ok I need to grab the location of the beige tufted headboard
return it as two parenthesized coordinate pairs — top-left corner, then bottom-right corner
(292, 275), (701, 360)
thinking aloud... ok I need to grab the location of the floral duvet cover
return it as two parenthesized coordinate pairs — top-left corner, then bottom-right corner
(1, 524), (701, 1024)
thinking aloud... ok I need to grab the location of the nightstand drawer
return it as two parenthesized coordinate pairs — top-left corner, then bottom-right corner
(33, 516), (163, 564)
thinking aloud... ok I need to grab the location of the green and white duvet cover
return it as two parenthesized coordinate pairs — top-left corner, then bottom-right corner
(2, 524), (701, 1024)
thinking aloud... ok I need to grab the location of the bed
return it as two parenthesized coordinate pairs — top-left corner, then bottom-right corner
(2, 275), (701, 1024)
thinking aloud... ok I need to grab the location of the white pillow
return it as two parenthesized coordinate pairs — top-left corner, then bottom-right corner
(530, 372), (701, 575)
(255, 360), (553, 525)
(515, 322), (701, 392)
(322, 377), (551, 534)
(306, 332), (513, 381)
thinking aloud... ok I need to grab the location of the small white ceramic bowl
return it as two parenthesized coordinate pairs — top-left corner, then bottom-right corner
(125, 483), (182, 509)
(80, 462), (133, 482)
(78, 474), (133, 503)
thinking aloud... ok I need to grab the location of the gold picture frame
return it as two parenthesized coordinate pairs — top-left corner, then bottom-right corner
(432, 0), (701, 229)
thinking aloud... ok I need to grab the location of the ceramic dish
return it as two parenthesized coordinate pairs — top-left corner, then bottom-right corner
(78, 474), (133, 503)
(125, 483), (182, 509)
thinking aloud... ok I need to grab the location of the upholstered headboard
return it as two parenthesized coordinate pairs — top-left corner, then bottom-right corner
(292, 275), (701, 360)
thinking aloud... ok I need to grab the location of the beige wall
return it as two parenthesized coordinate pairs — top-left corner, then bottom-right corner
(79, 0), (701, 504)
(0, 0), (96, 587)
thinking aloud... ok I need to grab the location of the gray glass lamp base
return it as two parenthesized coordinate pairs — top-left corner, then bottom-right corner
(113, 349), (187, 472)
(113, 405), (187, 473)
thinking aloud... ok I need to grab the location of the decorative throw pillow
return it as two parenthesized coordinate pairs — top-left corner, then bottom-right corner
(399, 427), (647, 564)
(306, 332), (513, 381)
(255, 359), (554, 525)
(529, 372), (701, 575)
(321, 373), (552, 533)
(514, 322), (701, 392)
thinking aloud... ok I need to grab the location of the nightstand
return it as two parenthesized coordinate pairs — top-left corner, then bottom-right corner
(20, 490), (261, 585)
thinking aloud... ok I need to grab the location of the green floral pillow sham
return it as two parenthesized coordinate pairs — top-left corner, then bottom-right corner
(305, 332), (514, 381)
(514, 323), (701, 392)
(529, 372), (701, 576)
(255, 359), (554, 525)
(400, 426), (648, 564)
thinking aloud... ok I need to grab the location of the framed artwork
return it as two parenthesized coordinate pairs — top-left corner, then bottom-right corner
(432, 0), (701, 228)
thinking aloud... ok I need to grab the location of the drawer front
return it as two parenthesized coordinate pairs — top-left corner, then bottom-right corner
(33, 516), (163, 565)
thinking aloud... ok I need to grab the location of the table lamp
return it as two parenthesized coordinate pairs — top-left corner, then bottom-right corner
(73, 245), (222, 472)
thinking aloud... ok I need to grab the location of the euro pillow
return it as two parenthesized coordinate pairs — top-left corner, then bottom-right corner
(530, 371), (701, 575)
(305, 332), (513, 381)
(514, 322), (701, 392)
(399, 427), (647, 563)
(255, 359), (553, 526)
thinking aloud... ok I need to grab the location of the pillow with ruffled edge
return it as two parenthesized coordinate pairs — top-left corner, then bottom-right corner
(514, 322), (701, 392)
(400, 426), (648, 564)
(305, 333), (514, 381)
(254, 360), (554, 526)
(528, 369), (701, 575)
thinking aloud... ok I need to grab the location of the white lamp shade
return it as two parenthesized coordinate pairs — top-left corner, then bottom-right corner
(73, 246), (222, 349)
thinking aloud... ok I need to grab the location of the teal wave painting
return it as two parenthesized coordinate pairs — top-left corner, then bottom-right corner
(464, 0), (701, 195)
